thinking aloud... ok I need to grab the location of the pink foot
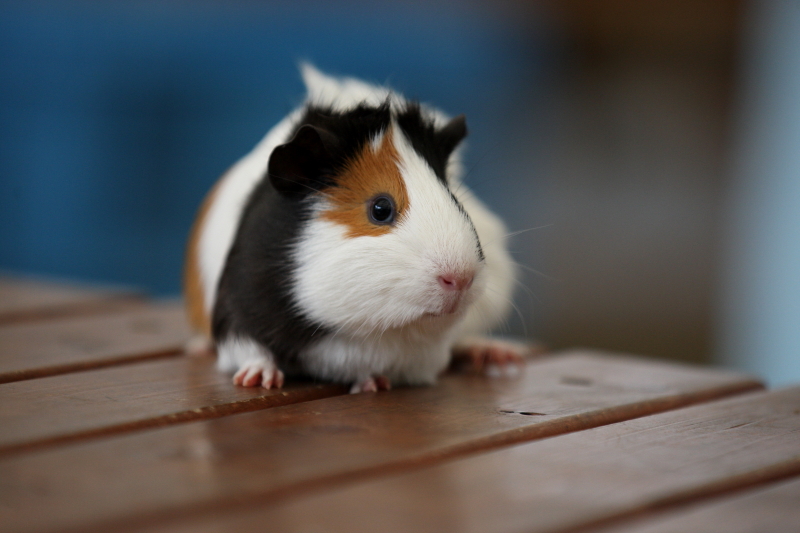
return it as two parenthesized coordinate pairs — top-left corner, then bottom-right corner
(452, 338), (541, 375)
(350, 375), (391, 394)
(233, 360), (285, 389)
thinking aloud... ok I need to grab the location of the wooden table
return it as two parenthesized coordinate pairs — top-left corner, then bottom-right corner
(1, 277), (798, 533)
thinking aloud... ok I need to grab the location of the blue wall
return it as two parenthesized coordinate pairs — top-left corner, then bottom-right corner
(717, 0), (800, 386)
(0, 1), (547, 295)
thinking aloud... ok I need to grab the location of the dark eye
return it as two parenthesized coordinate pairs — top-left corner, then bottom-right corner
(368, 194), (396, 225)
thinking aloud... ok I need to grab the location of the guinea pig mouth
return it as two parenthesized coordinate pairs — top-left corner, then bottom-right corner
(421, 310), (456, 323)
(424, 293), (467, 318)
(440, 298), (462, 315)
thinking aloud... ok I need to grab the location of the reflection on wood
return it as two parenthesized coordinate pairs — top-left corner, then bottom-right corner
(0, 352), (761, 533)
(1, 276), (794, 533)
(159, 388), (800, 533)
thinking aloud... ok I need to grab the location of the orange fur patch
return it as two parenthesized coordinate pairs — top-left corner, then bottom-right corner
(320, 128), (408, 237)
(183, 175), (225, 337)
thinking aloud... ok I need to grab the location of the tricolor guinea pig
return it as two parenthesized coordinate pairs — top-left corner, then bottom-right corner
(184, 64), (522, 393)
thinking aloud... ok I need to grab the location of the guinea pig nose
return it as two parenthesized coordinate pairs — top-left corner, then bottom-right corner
(438, 272), (474, 292)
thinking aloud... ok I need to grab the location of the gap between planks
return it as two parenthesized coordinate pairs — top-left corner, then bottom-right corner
(0, 356), (348, 457)
(561, 459), (800, 533)
(0, 351), (762, 533)
(584, 474), (800, 533)
(0, 297), (148, 327)
(0, 277), (144, 326)
(138, 386), (800, 533)
(0, 301), (191, 384)
(120, 380), (777, 533)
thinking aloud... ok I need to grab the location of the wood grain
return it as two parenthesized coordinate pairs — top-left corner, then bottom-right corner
(0, 356), (347, 456)
(160, 387), (800, 533)
(0, 276), (141, 325)
(0, 351), (761, 533)
(590, 475), (800, 533)
(0, 301), (190, 383)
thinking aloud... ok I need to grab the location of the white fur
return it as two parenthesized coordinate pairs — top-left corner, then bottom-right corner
(196, 65), (516, 385)
(300, 63), (392, 111)
(291, 121), (490, 384)
(216, 336), (276, 374)
(303, 323), (457, 385)
(451, 187), (516, 338)
(292, 123), (484, 332)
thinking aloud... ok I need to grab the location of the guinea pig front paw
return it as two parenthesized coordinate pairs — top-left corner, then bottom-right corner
(233, 360), (285, 389)
(349, 375), (391, 394)
(451, 337), (541, 376)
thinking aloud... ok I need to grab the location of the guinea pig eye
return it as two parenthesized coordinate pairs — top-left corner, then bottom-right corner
(367, 194), (396, 225)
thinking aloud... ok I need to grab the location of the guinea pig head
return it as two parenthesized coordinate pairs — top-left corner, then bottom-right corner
(270, 106), (483, 336)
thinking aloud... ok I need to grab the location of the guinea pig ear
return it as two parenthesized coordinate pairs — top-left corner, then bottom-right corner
(438, 114), (468, 156)
(267, 125), (337, 197)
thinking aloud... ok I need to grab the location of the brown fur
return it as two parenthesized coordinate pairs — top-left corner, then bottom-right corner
(183, 175), (225, 337)
(320, 128), (408, 237)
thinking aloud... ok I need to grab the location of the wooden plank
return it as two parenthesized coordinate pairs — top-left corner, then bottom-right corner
(0, 302), (190, 383)
(0, 351), (761, 533)
(0, 276), (142, 325)
(587, 476), (800, 533)
(154, 387), (800, 533)
(0, 355), (348, 457)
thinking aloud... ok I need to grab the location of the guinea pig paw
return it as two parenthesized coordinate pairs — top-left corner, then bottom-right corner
(349, 375), (391, 394)
(452, 338), (532, 376)
(233, 361), (285, 389)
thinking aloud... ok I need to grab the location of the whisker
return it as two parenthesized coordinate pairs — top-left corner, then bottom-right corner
(454, 145), (500, 194)
(510, 259), (559, 283)
(479, 297), (511, 335)
(509, 275), (541, 306)
(480, 223), (554, 250)
(484, 285), (528, 339)
(505, 224), (554, 239)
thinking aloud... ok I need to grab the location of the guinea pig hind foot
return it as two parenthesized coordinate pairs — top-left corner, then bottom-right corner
(451, 337), (536, 375)
(350, 375), (391, 394)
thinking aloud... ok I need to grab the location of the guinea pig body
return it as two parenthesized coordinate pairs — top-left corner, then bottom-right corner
(184, 65), (517, 392)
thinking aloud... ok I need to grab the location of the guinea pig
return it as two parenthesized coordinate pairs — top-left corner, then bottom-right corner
(184, 64), (523, 393)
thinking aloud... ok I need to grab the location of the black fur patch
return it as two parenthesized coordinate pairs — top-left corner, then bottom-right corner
(396, 103), (467, 184)
(289, 102), (392, 185)
(212, 179), (325, 374)
(213, 103), (393, 372)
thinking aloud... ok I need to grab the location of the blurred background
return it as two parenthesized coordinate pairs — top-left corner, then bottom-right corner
(1, 0), (798, 385)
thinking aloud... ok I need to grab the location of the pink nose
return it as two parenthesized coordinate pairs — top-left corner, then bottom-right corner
(438, 272), (474, 292)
